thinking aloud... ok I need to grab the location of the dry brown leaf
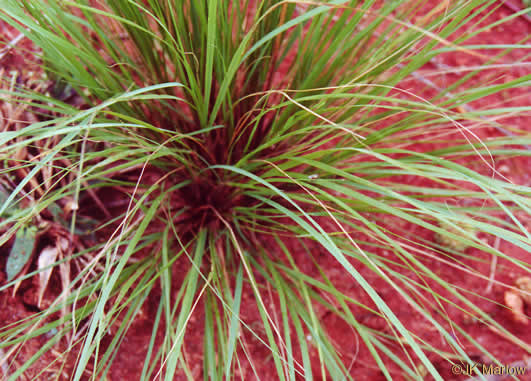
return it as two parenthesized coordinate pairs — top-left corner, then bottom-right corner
(37, 237), (68, 308)
(516, 277), (531, 305)
(504, 290), (528, 325)
(63, 197), (79, 216)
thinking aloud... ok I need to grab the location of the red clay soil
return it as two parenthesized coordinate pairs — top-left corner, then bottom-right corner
(1, 1), (530, 380)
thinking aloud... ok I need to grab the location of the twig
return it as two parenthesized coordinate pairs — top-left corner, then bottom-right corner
(485, 236), (500, 293)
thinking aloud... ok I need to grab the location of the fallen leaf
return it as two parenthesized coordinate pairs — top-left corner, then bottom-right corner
(63, 197), (78, 215)
(504, 290), (528, 325)
(6, 226), (37, 282)
(37, 242), (62, 308)
(40, 238), (68, 307)
(516, 277), (531, 305)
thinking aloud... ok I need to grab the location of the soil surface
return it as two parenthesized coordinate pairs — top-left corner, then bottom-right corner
(0, 1), (530, 380)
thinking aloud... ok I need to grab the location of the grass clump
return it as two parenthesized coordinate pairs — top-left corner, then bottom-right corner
(0, 0), (530, 379)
